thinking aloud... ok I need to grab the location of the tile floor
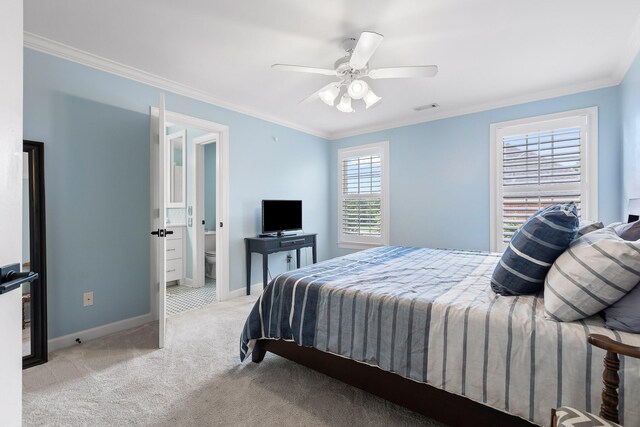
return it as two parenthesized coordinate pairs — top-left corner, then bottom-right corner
(166, 277), (216, 316)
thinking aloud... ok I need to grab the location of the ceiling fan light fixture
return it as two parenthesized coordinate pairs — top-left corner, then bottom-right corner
(347, 79), (369, 99)
(318, 84), (340, 106)
(364, 89), (382, 109)
(336, 94), (354, 113)
(274, 31), (438, 113)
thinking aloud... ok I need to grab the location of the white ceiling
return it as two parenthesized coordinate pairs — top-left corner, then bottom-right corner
(24, 0), (640, 139)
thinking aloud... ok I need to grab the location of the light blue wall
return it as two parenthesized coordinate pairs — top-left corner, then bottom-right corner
(330, 87), (622, 258)
(205, 143), (216, 230)
(620, 51), (640, 216)
(25, 44), (632, 340)
(24, 48), (331, 339)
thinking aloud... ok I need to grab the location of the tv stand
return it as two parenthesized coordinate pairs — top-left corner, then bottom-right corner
(244, 233), (317, 295)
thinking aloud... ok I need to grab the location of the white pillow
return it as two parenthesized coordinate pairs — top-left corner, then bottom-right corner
(544, 227), (640, 322)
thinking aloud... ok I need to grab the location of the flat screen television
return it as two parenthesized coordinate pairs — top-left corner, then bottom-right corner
(261, 200), (302, 236)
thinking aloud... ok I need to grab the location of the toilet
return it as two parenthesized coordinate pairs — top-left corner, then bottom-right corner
(205, 232), (216, 279)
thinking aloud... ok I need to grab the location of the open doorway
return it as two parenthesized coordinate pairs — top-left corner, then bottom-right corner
(150, 108), (229, 342)
(193, 134), (217, 297)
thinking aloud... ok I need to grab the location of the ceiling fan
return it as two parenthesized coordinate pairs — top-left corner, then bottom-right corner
(272, 31), (438, 113)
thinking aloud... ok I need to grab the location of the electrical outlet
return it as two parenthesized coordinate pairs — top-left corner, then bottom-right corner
(83, 292), (94, 307)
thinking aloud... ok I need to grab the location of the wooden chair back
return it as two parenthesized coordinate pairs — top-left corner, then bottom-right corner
(588, 334), (640, 424)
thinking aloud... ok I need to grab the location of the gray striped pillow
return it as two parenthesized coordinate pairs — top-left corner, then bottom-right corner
(544, 227), (640, 322)
(577, 220), (603, 236)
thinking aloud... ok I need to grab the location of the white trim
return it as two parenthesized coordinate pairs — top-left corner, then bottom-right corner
(337, 241), (382, 250)
(23, 32), (329, 139)
(337, 141), (390, 249)
(48, 313), (153, 352)
(489, 122), (499, 254)
(153, 94), (168, 349)
(329, 78), (616, 140)
(228, 283), (263, 299)
(149, 110), (158, 323)
(489, 107), (599, 252)
(24, 32), (634, 143)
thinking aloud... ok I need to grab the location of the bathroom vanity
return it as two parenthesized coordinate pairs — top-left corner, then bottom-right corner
(166, 225), (185, 284)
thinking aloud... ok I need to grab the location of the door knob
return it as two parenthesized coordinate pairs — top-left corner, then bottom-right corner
(0, 264), (38, 295)
(150, 228), (173, 237)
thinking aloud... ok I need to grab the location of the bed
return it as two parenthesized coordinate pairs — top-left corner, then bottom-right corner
(240, 246), (640, 426)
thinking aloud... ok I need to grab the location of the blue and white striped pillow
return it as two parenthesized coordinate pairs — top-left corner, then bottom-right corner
(545, 227), (640, 322)
(491, 202), (579, 296)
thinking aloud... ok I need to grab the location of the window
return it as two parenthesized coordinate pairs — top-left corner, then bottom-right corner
(338, 141), (389, 249)
(490, 108), (598, 252)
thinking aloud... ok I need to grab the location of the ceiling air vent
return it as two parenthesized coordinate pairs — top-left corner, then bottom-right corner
(414, 103), (439, 112)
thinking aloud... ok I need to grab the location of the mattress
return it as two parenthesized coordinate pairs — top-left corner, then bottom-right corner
(240, 246), (640, 426)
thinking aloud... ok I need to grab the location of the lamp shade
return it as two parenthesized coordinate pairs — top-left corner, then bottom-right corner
(336, 94), (354, 113)
(319, 84), (340, 106)
(347, 80), (369, 99)
(629, 198), (640, 222)
(363, 89), (382, 109)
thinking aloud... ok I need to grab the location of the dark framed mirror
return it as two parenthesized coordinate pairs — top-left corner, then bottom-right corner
(23, 140), (48, 369)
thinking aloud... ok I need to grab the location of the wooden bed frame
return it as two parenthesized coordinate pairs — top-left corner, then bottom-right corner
(252, 339), (536, 427)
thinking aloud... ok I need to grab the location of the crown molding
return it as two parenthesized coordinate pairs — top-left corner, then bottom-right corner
(23, 32), (330, 139)
(613, 15), (640, 84)
(24, 24), (640, 143)
(327, 76), (618, 140)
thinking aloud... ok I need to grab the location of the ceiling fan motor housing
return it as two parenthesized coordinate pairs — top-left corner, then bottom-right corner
(334, 56), (366, 79)
(341, 37), (358, 53)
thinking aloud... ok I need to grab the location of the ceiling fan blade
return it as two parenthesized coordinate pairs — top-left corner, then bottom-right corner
(299, 82), (338, 105)
(368, 65), (438, 79)
(272, 64), (336, 76)
(349, 31), (384, 70)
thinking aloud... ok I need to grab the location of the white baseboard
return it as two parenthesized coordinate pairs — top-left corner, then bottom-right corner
(182, 278), (200, 288)
(48, 284), (260, 352)
(48, 312), (153, 352)
(227, 282), (263, 299)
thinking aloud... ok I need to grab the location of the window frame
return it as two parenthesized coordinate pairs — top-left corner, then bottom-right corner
(337, 141), (390, 249)
(489, 107), (598, 252)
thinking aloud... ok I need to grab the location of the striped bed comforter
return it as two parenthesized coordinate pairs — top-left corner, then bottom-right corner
(239, 246), (640, 426)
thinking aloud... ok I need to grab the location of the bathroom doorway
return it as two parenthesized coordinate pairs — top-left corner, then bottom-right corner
(150, 107), (229, 338)
(193, 135), (217, 297)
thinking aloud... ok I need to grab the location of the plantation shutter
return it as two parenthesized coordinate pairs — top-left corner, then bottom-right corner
(342, 154), (382, 236)
(338, 142), (389, 248)
(500, 125), (585, 245)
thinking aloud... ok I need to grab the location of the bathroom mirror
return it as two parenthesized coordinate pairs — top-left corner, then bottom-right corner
(23, 140), (48, 369)
(166, 130), (186, 207)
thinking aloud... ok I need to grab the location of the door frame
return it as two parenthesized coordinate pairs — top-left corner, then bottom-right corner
(22, 140), (48, 369)
(192, 134), (217, 292)
(149, 109), (230, 325)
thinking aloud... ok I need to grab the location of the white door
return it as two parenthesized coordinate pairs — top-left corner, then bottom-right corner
(0, 0), (24, 424)
(155, 94), (168, 348)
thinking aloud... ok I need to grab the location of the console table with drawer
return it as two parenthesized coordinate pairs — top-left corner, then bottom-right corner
(244, 233), (317, 295)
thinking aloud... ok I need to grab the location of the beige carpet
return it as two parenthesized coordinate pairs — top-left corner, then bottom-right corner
(23, 295), (443, 426)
